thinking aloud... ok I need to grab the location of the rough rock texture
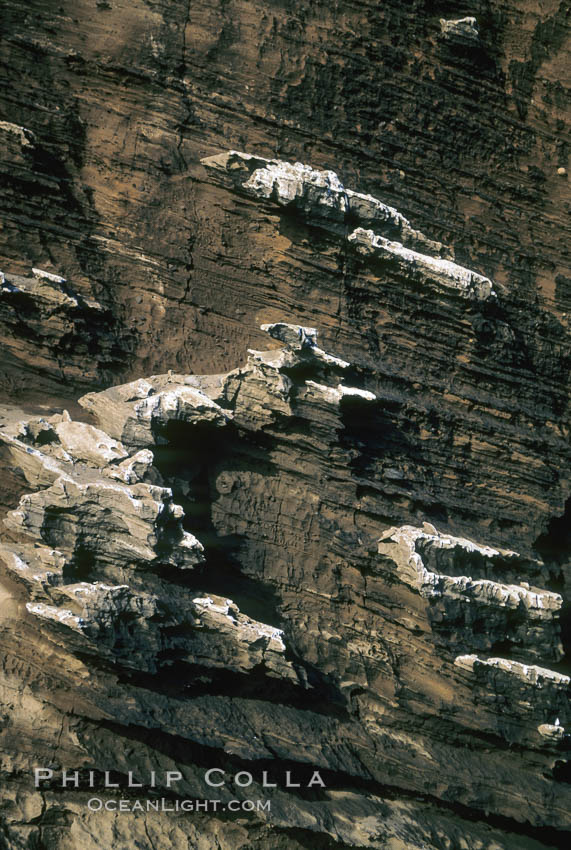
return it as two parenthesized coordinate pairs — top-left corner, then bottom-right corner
(1, 0), (570, 393)
(439, 18), (481, 44)
(1, 323), (570, 849)
(0, 268), (119, 394)
(377, 524), (564, 662)
(0, 1), (570, 848)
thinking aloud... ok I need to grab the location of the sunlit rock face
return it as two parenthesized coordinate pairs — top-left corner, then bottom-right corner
(0, 1), (570, 847)
(0, 321), (569, 849)
(0, 0), (569, 392)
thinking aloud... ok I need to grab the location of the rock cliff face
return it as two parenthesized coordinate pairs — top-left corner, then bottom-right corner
(1, 0), (570, 391)
(0, 1), (570, 849)
(0, 319), (569, 848)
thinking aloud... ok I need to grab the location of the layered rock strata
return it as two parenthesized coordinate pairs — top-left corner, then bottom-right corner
(1, 144), (569, 556)
(1, 4), (570, 846)
(1, 0), (570, 395)
(202, 149), (452, 257)
(0, 322), (569, 849)
(202, 150), (570, 555)
(0, 267), (120, 394)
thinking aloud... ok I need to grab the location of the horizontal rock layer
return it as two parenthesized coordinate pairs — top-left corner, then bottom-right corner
(0, 323), (569, 849)
(0, 2), (570, 847)
(1, 0), (570, 393)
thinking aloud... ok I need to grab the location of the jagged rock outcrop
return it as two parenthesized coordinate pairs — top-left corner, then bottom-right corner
(203, 150), (497, 301)
(202, 149), (450, 257)
(0, 268), (120, 394)
(1, 3), (570, 845)
(2, 423), (203, 574)
(79, 374), (231, 449)
(0, 323), (569, 849)
(377, 524), (564, 661)
(0, 398), (299, 685)
(1, 0), (569, 395)
(348, 228), (495, 300)
(439, 18), (481, 44)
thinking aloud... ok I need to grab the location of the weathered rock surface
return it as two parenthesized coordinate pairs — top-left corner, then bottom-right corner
(2, 426), (203, 574)
(0, 2), (570, 846)
(0, 324), (569, 849)
(0, 268), (119, 394)
(79, 373), (231, 448)
(377, 524), (564, 661)
(1, 0), (569, 393)
(203, 149), (452, 258)
(348, 227), (495, 300)
(439, 18), (481, 44)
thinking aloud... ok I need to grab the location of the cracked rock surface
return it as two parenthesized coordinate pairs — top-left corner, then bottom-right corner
(0, 320), (569, 849)
(0, 2), (570, 844)
(1, 0), (569, 396)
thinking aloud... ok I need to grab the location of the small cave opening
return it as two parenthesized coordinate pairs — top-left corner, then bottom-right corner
(339, 396), (406, 479)
(152, 420), (239, 540)
(151, 419), (283, 628)
(534, 497), (571, 566)
(551, 759), (571, 784)
(62, 545), (97, 583)
(533, 497), (571, 675)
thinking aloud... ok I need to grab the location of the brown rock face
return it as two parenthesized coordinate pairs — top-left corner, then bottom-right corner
(1, 0), (570, 385)
(0, 322), (569, 848)
(0, 1), (570, 849)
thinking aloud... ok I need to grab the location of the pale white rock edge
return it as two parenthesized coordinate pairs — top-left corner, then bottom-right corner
(349, 228), (495, 300)
(439, 17), (480, 42)
(0, 319), (569, 845)
(202, 149), (499, 302)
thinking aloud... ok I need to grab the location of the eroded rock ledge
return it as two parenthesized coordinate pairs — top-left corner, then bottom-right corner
(0, 267), (119, 392)
(202, 150), (497, 301)
(0, 322), (569, 850)
(377, 524), (564, 661)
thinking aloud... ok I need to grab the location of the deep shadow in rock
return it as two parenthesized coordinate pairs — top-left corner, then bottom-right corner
(534, 497), (571, 675)
(152, 419), (284, 627)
